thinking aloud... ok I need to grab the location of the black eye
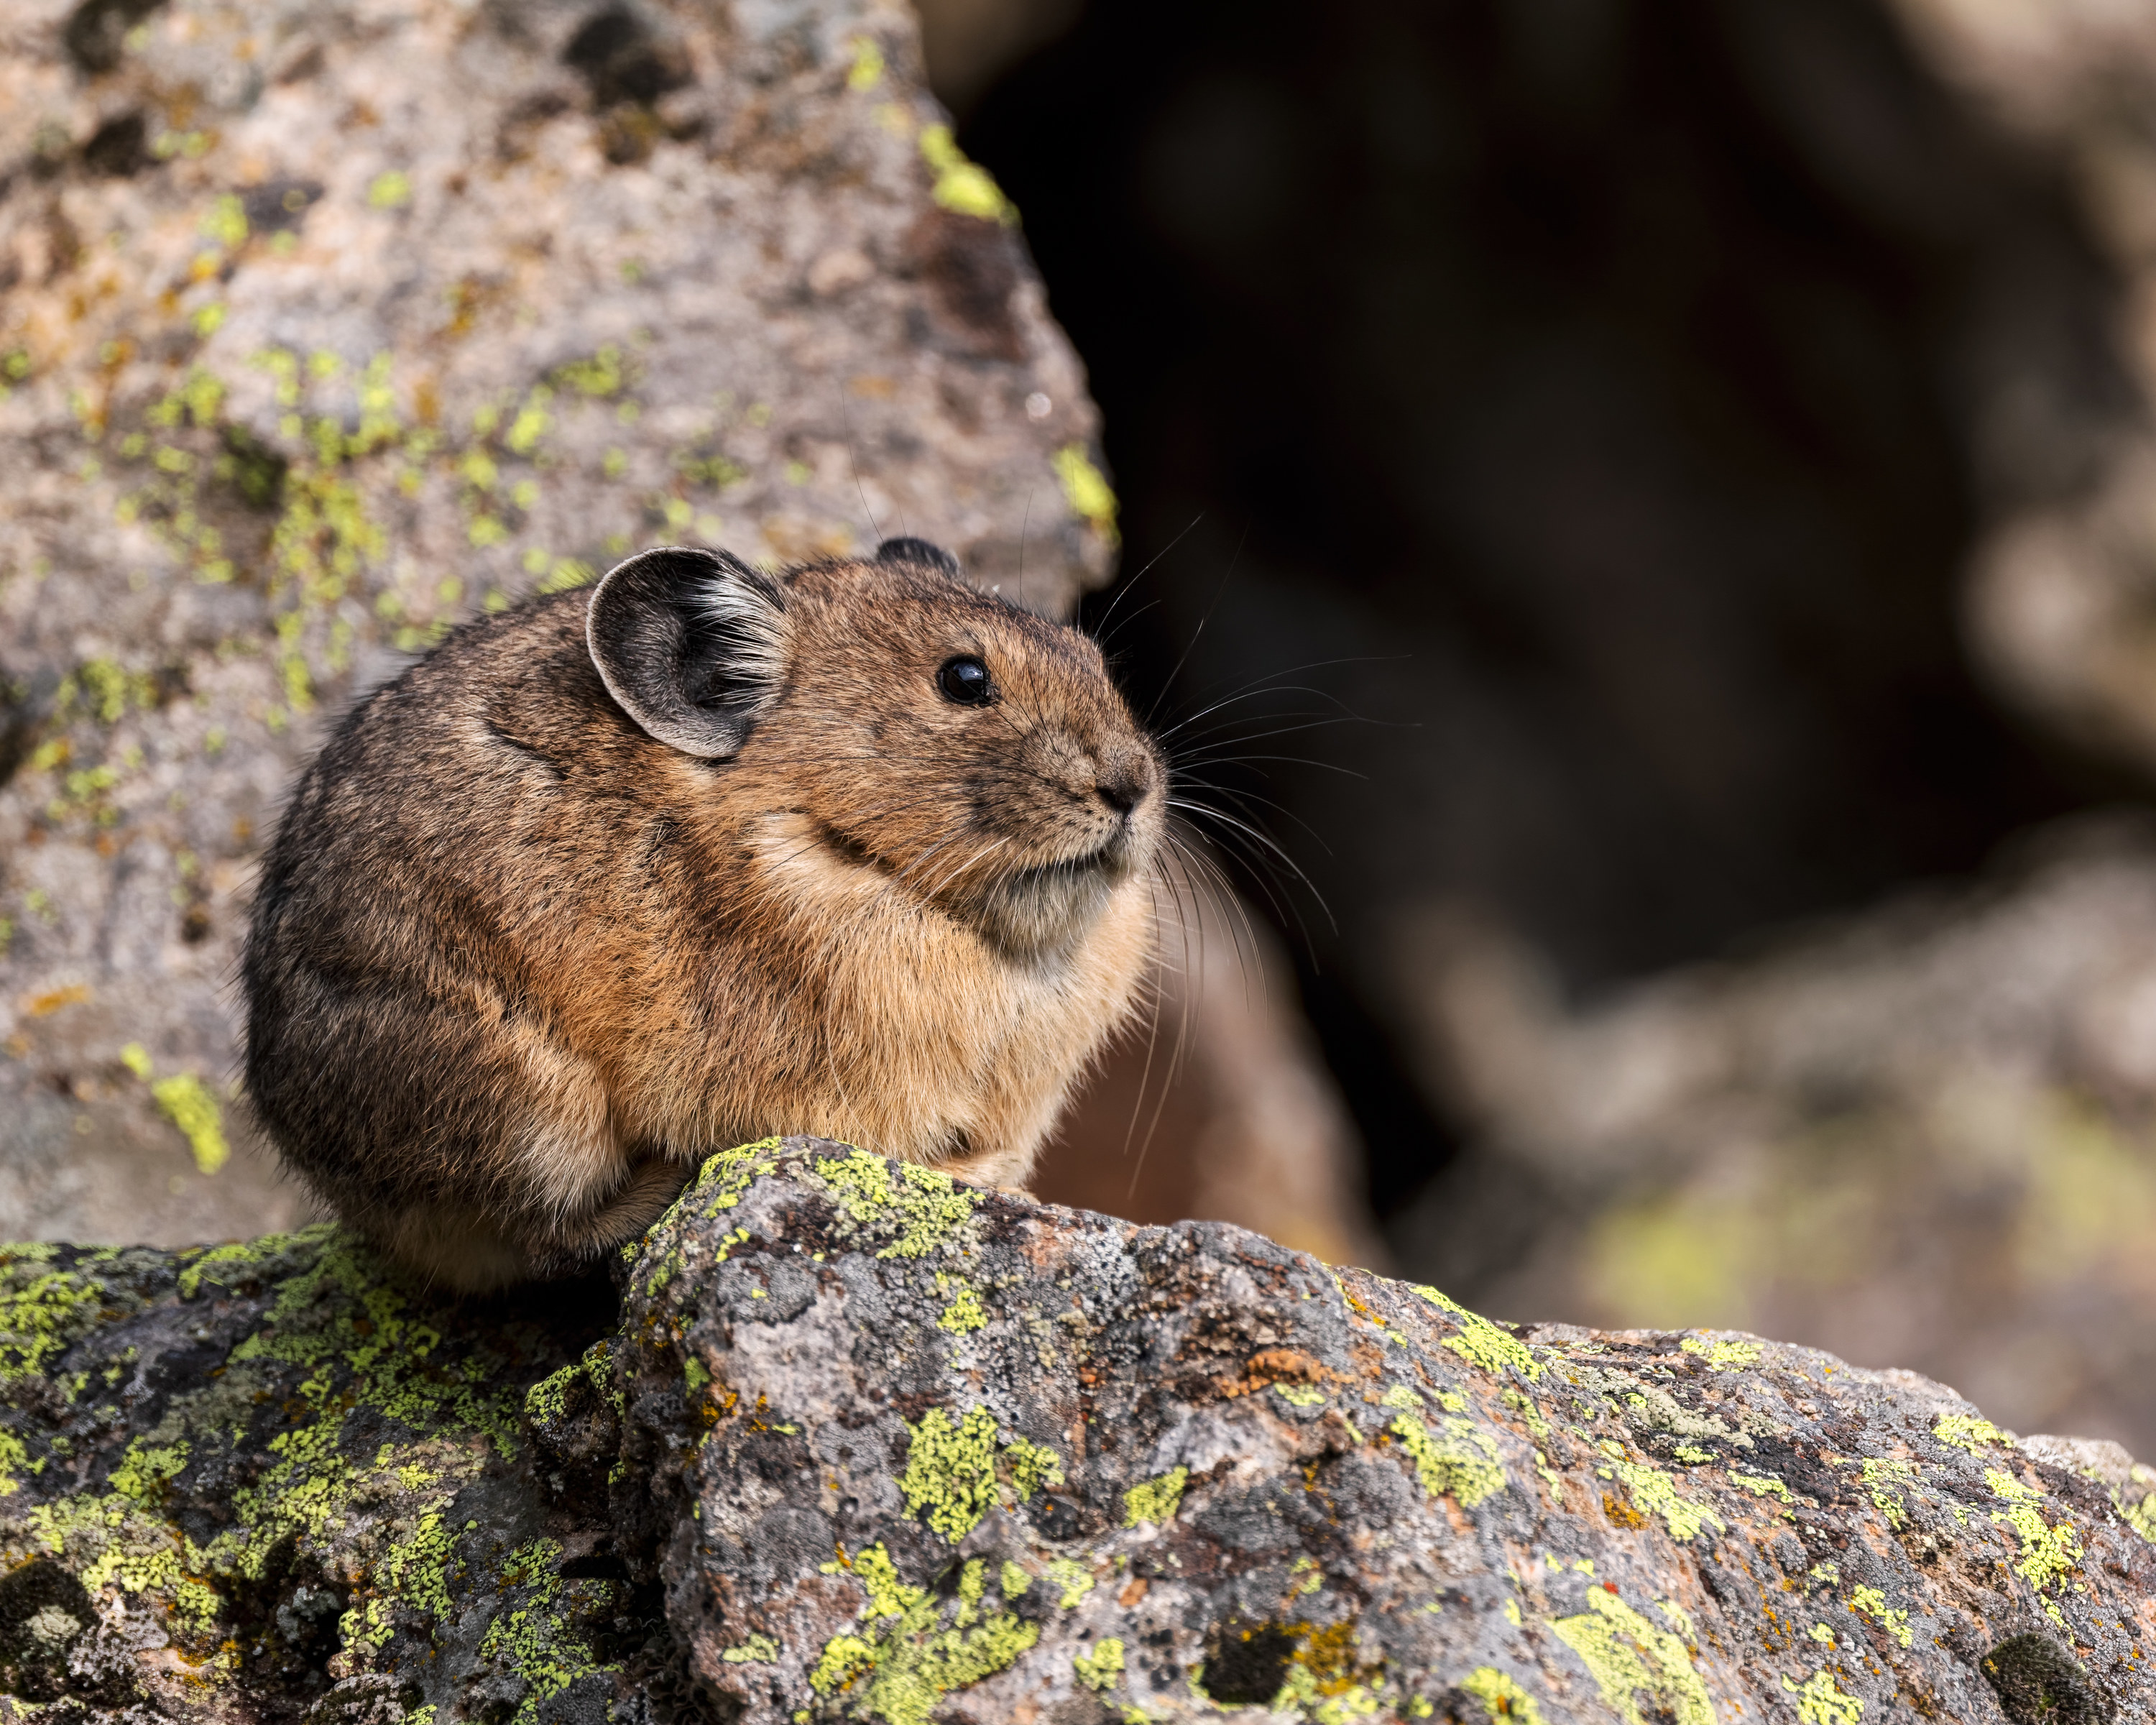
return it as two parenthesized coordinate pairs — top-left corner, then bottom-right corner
(936, 656), (995, 706)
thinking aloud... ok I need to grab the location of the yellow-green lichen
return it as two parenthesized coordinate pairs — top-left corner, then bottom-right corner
(1389, 1414), (1506, 1509)
(1075, 1637), (1125, 1693)
(900, 1407), (990, 1542)
(1006, 1435), (1065, 1502)
(918, 126), (1018, 226)
(1501, 1387), (1549, 1437)
(175, 1225), (335, 1301)
(811, 1542), (1041, 1725)
(1847, 1586), (1911, 1648)
(634, 1141), (785, 1292)
(523, 1359), (581, 1430)
(149, 1072), (228, 1174)
(816, 1151), (980, 1260)
(1123, 1466), (1190, 1528)
(29, 1222), (532, 1656)
(107, 1440), (188, 1508)
(200, 194), (249, 250)
(1460, 1666), (1546, 1721)
(2118, 1471), (2156, 1542)
(477, 1538), (612, 1724)
(0, 1255), (111, 1384)
(1856, 1458), (1918, 1529)
(1413, 1286), (1542, 1381)
(847, 34), (885, 91)
(1051, 444), (1118, 547)
(1932, 1415), (2012, 1456)
(899, 1407), (1059, 1543)
(1608, 1460), (1724, 1542)
(346, 1503), (453, 1652)
(1987, 1471), (2081, 1592)
(27, 1491), (188, 1606)
(1728, 1471), (1795, 1504)
(935, 1274), (987, 1335)
(722, 1633), (781, 1664)
(1783, 1668), (1863, 1724)
(1550, 1587), (1713, 1725)
(1044, 1558), (1095, 1609)
(1680, 1336), (1760, 1373)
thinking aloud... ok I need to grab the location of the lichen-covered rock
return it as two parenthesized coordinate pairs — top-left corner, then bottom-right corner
(0, 1225), (640, 1722)
(0, 0), (1112, 1246)
(9, 1139), (2149, 1721)
(620, 1141), (2156, 1724)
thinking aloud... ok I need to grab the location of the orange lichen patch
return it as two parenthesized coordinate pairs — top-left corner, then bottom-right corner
(1217, 1346), (1346, 1399)
(1294, 1619), (1365, 1696)
(1602, 1491), (1648, 1530)
(25, 983), (91, 1017)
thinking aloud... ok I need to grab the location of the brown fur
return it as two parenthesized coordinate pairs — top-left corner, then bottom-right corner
(242, 543), (1163, 1289)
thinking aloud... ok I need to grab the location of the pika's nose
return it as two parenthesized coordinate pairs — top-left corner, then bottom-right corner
(1095, 755), (1153, 816)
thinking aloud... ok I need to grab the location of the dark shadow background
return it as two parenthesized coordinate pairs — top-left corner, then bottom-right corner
(948, 0), (2142, 1233)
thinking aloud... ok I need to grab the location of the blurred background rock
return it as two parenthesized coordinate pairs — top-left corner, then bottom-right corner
(11, 0), (2156, 1460)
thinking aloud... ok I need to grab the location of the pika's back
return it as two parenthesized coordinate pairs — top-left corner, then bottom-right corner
(242, 540), (1166, 1289)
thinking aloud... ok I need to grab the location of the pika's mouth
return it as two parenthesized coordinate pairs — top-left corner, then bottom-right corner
(813, 821), (1127, 892)
(1010, 829), (1131, 891)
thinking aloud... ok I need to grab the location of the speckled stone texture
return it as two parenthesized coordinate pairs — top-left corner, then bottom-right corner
(0, 0), (1111, 1247)
(5, 1139), (2151, 1722)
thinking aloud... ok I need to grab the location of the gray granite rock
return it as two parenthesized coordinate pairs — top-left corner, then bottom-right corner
(5, 1140), (2150, 1721)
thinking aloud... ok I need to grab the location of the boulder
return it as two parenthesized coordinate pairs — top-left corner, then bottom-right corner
(1388, 814), (2156, 1452)
(4, 1139), (2150, 1721)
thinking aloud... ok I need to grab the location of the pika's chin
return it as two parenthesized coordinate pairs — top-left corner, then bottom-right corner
(978, 834), (1143, 959)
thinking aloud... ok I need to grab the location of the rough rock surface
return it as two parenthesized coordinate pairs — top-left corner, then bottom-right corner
(3, 1138), (2151, 1722)
(0, 0), (1115, 1246)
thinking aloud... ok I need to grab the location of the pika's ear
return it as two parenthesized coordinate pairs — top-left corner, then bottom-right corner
(586, 547), (788, 758)
(873, 536), (960, 577)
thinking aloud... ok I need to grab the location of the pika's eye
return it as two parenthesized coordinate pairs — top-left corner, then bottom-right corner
(936, 656), (995, 706)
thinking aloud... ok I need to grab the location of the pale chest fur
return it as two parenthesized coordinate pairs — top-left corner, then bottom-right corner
(586, 809), (1154, 1184)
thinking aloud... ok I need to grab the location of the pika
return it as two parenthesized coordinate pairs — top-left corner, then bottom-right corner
(241, 538), (1164, 1290)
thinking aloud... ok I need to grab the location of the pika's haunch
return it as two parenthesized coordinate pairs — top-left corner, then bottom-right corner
(242, 539), (1164, 1289)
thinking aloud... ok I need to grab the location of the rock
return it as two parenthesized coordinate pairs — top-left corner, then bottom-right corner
(1882, 0), (2156, 795)
(1388, 814), (2156, 1451)
(4, 1139), (2151, 1721)
(0, 0), (1112, 1245)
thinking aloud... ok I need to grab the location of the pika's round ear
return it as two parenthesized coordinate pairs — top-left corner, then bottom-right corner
(873, 536), (960, 577)
(586, 547), (788, 758)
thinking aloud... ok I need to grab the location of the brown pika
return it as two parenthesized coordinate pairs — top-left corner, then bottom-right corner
(241, 539), (1164, 1290)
